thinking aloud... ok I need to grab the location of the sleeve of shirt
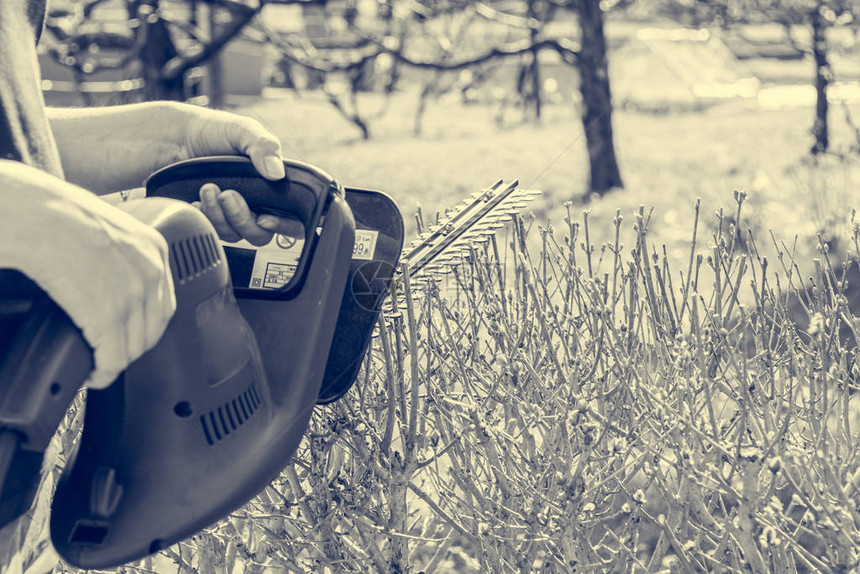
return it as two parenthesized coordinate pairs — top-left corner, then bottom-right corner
(0, 2), (63, 572)
(0, 0), (63, 177)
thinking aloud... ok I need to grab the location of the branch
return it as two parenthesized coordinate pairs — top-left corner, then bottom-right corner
(44, 27), (144, 77)
(474, 2), (534, 29)
(161, 3), (263, 81)
(158, 13), (205, 43)
(45, 0), (124, 41)
(389, 37), (579, 70)
(83, 0), (113, 20)
(45, 44), (140, 75)
(323, 86), (371, 139)
(264, 25), (579, 74)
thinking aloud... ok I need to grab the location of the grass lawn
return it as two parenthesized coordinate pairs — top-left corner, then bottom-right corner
(235, 86), (860, 281)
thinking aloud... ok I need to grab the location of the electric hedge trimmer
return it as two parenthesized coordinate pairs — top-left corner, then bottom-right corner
(0, 156), (539, 569)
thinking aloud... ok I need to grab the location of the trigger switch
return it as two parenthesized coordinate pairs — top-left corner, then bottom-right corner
(89, 467), (123, 518)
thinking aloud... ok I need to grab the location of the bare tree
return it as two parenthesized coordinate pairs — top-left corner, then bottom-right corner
(259, 0), (624, 193)
(774, 0), (858, 155)
(47, 0), (627, 195)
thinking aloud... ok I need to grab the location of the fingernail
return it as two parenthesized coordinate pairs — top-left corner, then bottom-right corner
(257, 215), (278, 230)
(264, 156), (285, 180)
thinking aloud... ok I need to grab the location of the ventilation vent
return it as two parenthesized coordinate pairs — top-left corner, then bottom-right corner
(170, 233), (222, 282)
(200, 383), (262, 446)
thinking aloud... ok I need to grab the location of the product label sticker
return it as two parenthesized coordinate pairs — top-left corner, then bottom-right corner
(352, 229), (379, 261)
(261, 261), (297, 288)
(224, 234), (305, 290)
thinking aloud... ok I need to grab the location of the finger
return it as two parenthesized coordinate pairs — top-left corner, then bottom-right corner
(85, 368), (124, 391)
(253, 151), (286, 181)
(257, 214), (305, 238)
(199, 183), (241, 243)
(227, 120), (285, 180)
(218, 189), (275, 246)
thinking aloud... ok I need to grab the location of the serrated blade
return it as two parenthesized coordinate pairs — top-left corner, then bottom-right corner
(401, 181), (540, 278)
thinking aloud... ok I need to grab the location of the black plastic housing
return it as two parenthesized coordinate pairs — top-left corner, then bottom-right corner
(0, 271), (93, 529)
(317, 188), (404, 403)
(50, 193), (354, 568)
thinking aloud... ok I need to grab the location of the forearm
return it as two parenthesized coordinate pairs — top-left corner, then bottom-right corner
(46, 102), (189, 195)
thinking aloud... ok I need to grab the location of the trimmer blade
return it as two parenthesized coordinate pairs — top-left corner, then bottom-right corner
(399, 182), (541, 294)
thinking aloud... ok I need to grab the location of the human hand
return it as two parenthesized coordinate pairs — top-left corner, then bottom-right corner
(0, 161), (176, 389)
(194, 183), (304, 246)
(180, 107), (302, 246)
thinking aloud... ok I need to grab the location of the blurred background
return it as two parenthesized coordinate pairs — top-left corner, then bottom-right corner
(39, 0), (860, 271)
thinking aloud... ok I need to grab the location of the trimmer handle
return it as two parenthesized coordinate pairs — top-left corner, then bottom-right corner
(145, 156), (341, 299)
(0, 271), (92, 527)
(0, 291), (91, 449)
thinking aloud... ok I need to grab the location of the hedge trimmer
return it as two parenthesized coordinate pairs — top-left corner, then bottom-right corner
(0, 156), (538, 569)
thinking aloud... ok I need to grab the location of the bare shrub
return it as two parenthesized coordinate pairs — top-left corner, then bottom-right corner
(30, 193), (860, 573)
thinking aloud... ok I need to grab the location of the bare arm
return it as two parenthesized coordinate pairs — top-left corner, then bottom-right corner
(46, 102), (299, 245)
(46, 102), (286, 195)
(46, 102), (186, 195)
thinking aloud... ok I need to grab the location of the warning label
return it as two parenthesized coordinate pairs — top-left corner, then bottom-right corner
(224, 233), (305, 290)
(249, 234), (304, 289)
(352, 229), (379, 261)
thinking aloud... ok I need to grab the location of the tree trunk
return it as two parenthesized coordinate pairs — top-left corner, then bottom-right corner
(529, 32), (541, 120)
(205, 3), (225, 108)
(575, 0), (623, 195)
(138, 1), (184, 101)
(810, 1), (830, 155)
(527, 0), (542, 121)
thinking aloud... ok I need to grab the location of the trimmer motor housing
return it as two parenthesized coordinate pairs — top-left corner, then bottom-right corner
(49, 199), (274, 566)
(50, 161), (356, 567)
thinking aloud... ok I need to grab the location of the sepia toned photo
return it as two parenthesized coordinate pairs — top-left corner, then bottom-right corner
(1, 0), (860, 572)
